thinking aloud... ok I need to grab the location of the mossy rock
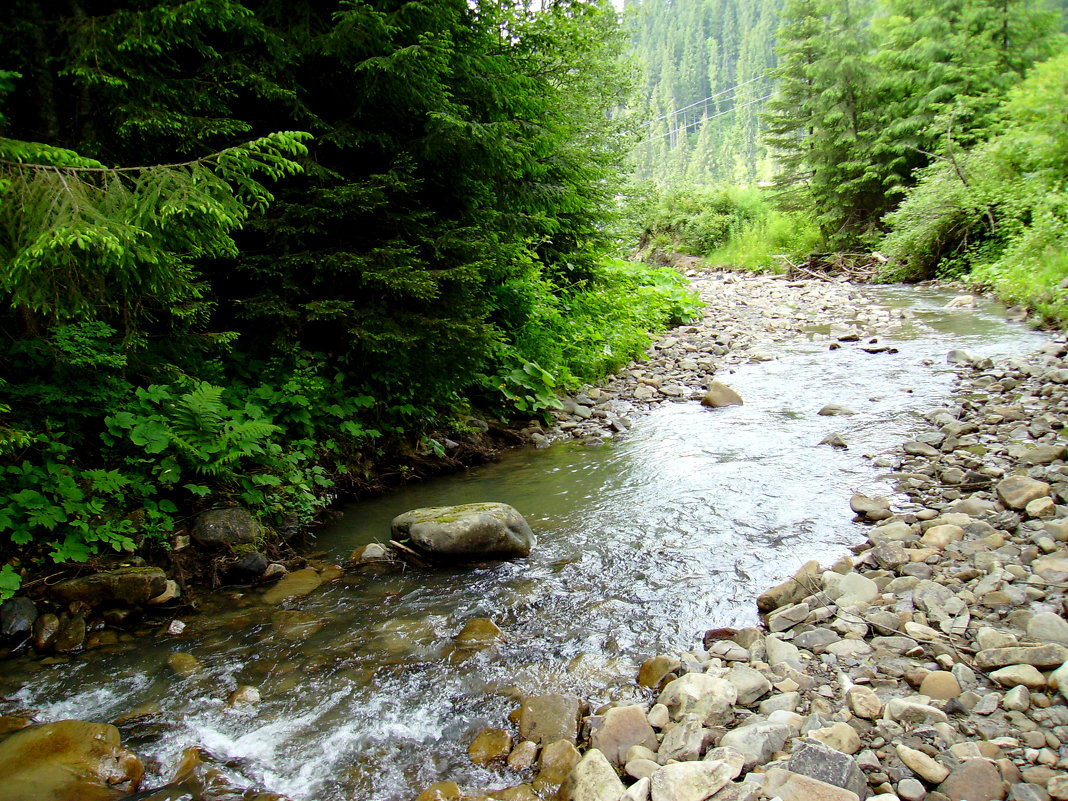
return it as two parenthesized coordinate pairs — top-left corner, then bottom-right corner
(391, 503), (535, 562)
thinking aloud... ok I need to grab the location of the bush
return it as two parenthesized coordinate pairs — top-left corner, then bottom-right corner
(881, 51), (1068, 303)
(623, 183), (824, 271)
(480, 258), (702, 417)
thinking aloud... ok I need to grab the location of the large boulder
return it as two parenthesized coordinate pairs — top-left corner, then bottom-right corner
(391, 503), (535, 561)
(191, 507), (263, 547)
(0, 720), (144, 801)
(52, 567), (168, 608)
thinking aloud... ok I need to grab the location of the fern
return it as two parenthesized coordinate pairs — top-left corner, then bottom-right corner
(165, 382), (280, 478)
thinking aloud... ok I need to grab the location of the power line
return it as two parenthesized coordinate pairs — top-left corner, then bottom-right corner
(639, 75), (771, 128)
(641, 92), (775, 145)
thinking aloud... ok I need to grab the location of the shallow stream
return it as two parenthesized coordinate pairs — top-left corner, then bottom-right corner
(0, 285), (1051, 801)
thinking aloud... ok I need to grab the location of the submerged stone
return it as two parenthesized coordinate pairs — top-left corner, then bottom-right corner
(0, 720), (144, 801)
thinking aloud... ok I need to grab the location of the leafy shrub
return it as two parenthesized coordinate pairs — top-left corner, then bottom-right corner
(630, 185), (770, 257)
(480, 257), (701, 418)
(881, 51), (1068, 303)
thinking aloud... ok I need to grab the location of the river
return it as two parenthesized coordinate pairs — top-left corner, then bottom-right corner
(0, 282), (1049, 801)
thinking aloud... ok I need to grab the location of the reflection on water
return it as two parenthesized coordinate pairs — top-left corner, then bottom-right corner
(1, 287), (1047, 801)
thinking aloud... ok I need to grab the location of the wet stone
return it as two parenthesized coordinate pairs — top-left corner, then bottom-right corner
(261, 568), (322, 605)
(52, 567), (168, 608)
(0, 720), (145, 801)
(392, 502), (535, 562)
(701, 382), (743, 408)
(0, 597), (38, 637)
(520, 694), (583, 745)
(167, 652), (203, 678)
(469, 728), (512, 765)
(455, 618), (503, 643)
(638, 655), (681, 688)
(535, 740), (581, 788)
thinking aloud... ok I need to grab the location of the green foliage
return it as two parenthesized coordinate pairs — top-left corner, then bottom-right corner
(763, 0), (1064, 247)
(0, 0), (667, 582)
(625, 0), (786, 186)
(882, 51), (1068, 321)
(0, 131), (310, 331)
(482, 257), (701, 418)
(630, 185), (768, 255)
(706, 207), (824, 272)
(0, 563), (19, 601)
(105, 382), (280, 482)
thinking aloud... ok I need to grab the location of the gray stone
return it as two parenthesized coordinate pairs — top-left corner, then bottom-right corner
(191, 506), (263, 547)
(897, 778), (926, 801)
(391, 502), (535, 561)
(765, 635), (801, 666)
(657, 713), (706, 764)
(937, 758), (1006, 801)
(590, 705), (658, 766)
(658, 673), (737, 726)
(521, 694), (583, 745)
(975, 644), (1068, 670)
(822, 405), (858, 417)
(0, 597), (38, 637)
(787, 739), (868, 799)
(1027, 612), (1068, 645)
(794, 629), (840, 650)
(726, 664), (772, 707)
(718, 721), (792, 769)
(768, 602), (810, 633)
(997, 476), (1051, 511)
(830, 572), (878, 608)
(762, 767), (862, 801)
(650, 760), (735, 801)
(870, 543), (910, 571)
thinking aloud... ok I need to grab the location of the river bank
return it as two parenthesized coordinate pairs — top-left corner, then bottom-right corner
(536, 270), (918, 444)
(440, 281), (1068, 801)
(0, 270), (1060, 801)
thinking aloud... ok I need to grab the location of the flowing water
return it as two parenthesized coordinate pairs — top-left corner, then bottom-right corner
(0, 286), (1050, 801)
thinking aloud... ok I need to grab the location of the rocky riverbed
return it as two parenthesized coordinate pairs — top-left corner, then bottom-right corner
(432, 277), (1068, 801)
(533, 271), (914, 445)
(2, 270), (1065, 801)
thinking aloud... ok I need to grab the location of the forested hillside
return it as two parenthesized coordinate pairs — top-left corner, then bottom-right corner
(628, 0), (1068, 311)
(0, 0), (700, 597)
(625, 0), (785, 185)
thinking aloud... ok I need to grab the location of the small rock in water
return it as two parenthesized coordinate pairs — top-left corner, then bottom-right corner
(819, 403), (857, 416)
(820, 432), (848, 449)
(701, 382), (743, 408)
(468, 728), (512, 765)
(945, 294), (978, 308)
